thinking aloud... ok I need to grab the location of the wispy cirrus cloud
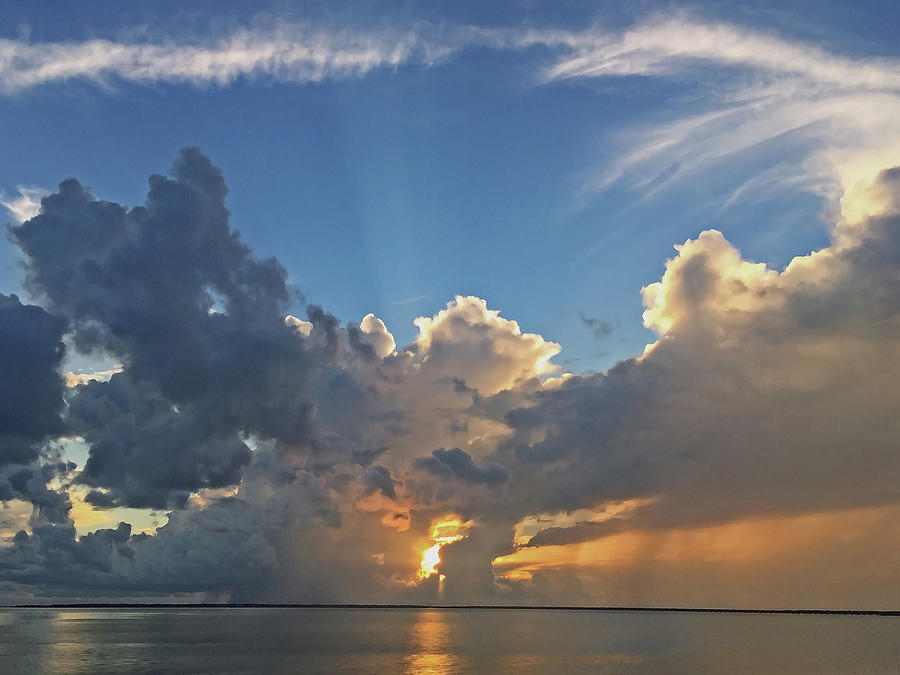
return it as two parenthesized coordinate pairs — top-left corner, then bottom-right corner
(1, 185), (48, 223)
(4, 15), (898, 216)
(545, 17), (900, 87)
(542, 16), (900, 212)
(0, 24), (464, 93)
(0, 21), (586, 94)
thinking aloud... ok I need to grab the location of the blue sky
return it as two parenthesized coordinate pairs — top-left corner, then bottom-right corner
(5, 0), (898, 372)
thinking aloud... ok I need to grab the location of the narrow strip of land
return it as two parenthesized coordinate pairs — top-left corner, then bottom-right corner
(3, 603), (897, 616)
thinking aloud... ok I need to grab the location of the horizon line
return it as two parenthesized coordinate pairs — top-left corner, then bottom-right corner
(3, 603), (897, 616)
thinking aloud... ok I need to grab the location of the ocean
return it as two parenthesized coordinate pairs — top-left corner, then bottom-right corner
(0, 607), (896, 673)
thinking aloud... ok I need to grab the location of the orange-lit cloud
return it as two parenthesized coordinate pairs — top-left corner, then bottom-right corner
(418, 516), (472, 580)
(494, 504), (900, 609)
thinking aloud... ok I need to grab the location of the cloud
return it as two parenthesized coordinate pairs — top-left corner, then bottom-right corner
(0, 462), (72, 526)
(0, 148), (554, 601)
(390, 293), (429, 306)
(542, 16), (900, 211)
(501, 167), (900, 554)
(0, 294), (67, 466)
(0, 186), (48, 223)
(67, 374), (253, 509)
(0, 20), (580, 95)
(412, 295), (560, 396)
(361, 465), (397, 499)
(0, 24), (451, 93)
(14, 12), (900, 604)
(523, 519), (621, 548)
(0, 18), (605, 95)
(6, 12), (897, 237)
(545, 16), (900, 86)
(0, 521), (133, 590)
(284, 314), (313, 337)
(494, 504), (900, 610)
(357, 313), (396, 358)
(82, 490), (119, 509)
(8, 148), (318, 506)
(3, 12), (897, 212)
(414, 447), (510, 486)
(64, 365), (123, 387)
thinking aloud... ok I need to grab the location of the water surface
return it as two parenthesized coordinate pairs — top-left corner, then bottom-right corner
(0, 607), (896, 673)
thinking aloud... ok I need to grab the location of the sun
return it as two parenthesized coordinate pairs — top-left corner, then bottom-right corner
(417, 515), (472, 580)
(419, 543), (444, 579)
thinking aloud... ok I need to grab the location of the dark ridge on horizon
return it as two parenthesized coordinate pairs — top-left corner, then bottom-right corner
(4, 603), (897, 616)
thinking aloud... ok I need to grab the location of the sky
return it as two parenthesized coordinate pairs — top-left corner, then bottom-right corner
(0, 0), (899, 608)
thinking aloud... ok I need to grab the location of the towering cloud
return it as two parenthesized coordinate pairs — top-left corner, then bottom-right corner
(502, 173), (900, 529)
(8, 149), (321, 508)
(0, 294), (73, 531)
(0, 150), (898, 609)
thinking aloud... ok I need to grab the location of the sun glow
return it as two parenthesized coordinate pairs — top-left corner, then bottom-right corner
(417, 516), (471, 580)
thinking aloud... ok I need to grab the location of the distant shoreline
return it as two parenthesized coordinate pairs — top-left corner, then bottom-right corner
(3, 604), (897, 616)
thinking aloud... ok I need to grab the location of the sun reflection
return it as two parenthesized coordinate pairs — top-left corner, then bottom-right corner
(404, 610), (460, 674)
(417, 516), (471, 580)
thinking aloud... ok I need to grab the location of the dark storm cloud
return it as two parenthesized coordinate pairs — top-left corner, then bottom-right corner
(9, 149), (314, 433)
(0, 520), (131, 590)
(83, 490), (119, 509)
(0, 464), (71, 524)
(0, 450), (319, 597)
(7, 148), (324, 506)
(415, 447), (510, 485)
(0, 295), (72, 524)
(67, 374), (251, 509)
(0, 294), (67, 466)
(524, 520), (623, 548)
(361, 464), (397, 498)
(436, 523), (521, 602)
(351, 447), (388, 467)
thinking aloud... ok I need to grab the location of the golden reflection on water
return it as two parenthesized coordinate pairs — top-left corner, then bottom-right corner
(48, 610), (127, 669)
(45, 609), (145, 671)
(403, 610), (462, 674)
(46, 610), (90, 671)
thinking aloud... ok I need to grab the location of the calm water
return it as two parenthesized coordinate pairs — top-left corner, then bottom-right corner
(0, 607), (896, 673)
